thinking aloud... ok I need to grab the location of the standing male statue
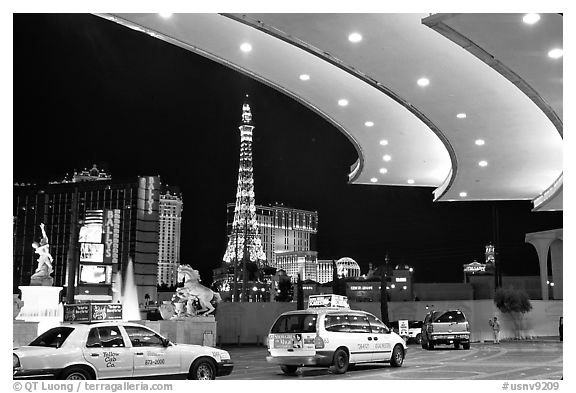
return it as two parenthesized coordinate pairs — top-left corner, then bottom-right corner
(30, 223), (54, 286)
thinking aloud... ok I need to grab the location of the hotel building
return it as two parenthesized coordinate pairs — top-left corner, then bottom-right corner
(157, 190), (183, 287)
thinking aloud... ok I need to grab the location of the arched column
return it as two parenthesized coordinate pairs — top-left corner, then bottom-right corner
(525, 229), (562, 301)
(550, 239), (563, 299)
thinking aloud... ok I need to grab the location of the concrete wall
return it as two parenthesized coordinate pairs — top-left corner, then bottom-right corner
(413, 283), (474, 301)
(214, 300), (563, 344)
(134, 318), (217, 346)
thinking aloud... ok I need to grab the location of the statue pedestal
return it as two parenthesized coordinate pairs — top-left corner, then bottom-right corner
(17, 286), (63, 335)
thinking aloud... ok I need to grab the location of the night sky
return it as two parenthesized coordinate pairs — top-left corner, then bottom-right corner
(13, 14), (563, 285)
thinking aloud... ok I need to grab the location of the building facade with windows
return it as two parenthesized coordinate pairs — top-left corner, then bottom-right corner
(225, 203), (318, 267)
(13, 166), (160, 306)
(275, 250), (319, 282)
(157, 191), (183, 287)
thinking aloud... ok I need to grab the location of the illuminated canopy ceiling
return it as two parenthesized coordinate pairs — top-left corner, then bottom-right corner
(100, 13), (563, 211)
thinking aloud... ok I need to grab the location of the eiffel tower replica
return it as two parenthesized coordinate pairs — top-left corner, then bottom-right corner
(217, 97), (268, 301)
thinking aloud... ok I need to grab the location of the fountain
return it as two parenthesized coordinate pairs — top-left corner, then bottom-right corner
(122, 258), (141, 321)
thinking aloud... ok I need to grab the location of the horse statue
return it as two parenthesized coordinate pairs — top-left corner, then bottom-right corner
(175, 265), (222, 316)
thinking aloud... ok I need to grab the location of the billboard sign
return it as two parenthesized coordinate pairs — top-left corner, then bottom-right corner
(80, 243), (104, 262)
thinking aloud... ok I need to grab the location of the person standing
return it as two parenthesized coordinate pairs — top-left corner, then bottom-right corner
(489, 317), (500, 344)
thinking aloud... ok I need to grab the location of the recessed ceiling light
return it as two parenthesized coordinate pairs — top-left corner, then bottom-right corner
(364, 121), (374, 127)
(417, 78), (430, 87)
(348, 32), (363, 43)
(407, 179), (415, 184)
(383, 154), (391, 162)
(240, 43), (252, 52)
(338, 99), (349, 107)
(475, 139), (485, 146)
(548, 48), (563, 59)
(459, 192), (468, 197)
(379, 139), (389, 146)
(523, 14), (540, 24)
(159, 13), (173, 18)
(478, 160), (488, 167)
(456, 113), (467, 119)
(379, 168), (388, 174)
(370, 177), (378, 183)
(299, 74), (310, 81)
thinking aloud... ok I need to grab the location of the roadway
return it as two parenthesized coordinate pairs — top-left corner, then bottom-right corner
(220, 339), (563, 380)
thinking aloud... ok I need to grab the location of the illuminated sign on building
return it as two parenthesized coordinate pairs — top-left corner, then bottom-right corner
(103, 209), (121, 265)
(79, 264), (112, 285)
(79, 210), (103, 243)
(350, 285), (375, 291)
(463, 261), (487, 273)
(147, 177), (155, 215)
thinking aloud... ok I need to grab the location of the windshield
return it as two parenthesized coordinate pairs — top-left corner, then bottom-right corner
(271, 313), (317, 333)
(433, 311), (466, 323)
(29, 327), (75, 347)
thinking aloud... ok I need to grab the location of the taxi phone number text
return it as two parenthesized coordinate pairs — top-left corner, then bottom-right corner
(144, 359), (166, 366)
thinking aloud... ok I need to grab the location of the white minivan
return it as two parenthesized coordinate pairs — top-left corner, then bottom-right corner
(266, 295), (407, 375)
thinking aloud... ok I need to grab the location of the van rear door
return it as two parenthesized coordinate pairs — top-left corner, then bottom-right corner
(268, 313), (318, 358)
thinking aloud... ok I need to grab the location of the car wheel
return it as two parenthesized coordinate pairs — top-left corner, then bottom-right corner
(330, 348), (349, 374)
(415, 333), (422, 345)
(190, 358), (216, 380)
(61, 366), (92, 380)
(463, 342), (470, 350)
(429, 341), (435, 350)
(454, 342), (460, 349)
(280, 365), (298, 375)
(390, 344), (404, 367)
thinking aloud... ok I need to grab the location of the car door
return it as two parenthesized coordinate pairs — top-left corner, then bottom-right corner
(123, 325), (181, 378)
(340, 313), (373, 363)
(82, 326), (133, 379)
(366, 315), (393, 362)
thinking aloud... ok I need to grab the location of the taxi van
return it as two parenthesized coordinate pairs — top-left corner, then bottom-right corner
(266, 295), (407, 375)
(13, 321), (233, 380)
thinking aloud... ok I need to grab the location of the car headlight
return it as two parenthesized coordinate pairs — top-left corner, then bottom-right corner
(219, 351), (231, 361)
(13, 354), (20, 368)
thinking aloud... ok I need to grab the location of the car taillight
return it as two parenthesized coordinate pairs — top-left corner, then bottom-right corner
(13, 354), (20, 368)
(465, 322), (470, 332)
(314, 335), (325, 349)
(429, 324), (434, 333)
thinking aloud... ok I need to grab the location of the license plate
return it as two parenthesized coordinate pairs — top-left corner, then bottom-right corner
(446, 335), (454, 339)
(273, 335), (294, 349)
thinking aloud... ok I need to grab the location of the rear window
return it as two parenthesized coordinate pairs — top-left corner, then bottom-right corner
(409, 321), (423, 329)
(271, 313), (317, 333)
(433, 311), (466, 323)
(29, 327), (75, 347)
(325, 314), (371, 333)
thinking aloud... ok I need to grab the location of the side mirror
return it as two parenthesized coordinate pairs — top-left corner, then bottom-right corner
(162, 338), (170, 347)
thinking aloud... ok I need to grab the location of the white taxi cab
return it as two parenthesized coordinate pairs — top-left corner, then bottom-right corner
(266, 295), (407, 375)
(13, 322), (233, 380)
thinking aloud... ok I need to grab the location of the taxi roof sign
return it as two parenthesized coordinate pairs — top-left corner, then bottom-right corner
(64, 303), (123, 323)
(308, 294), (349, 309)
